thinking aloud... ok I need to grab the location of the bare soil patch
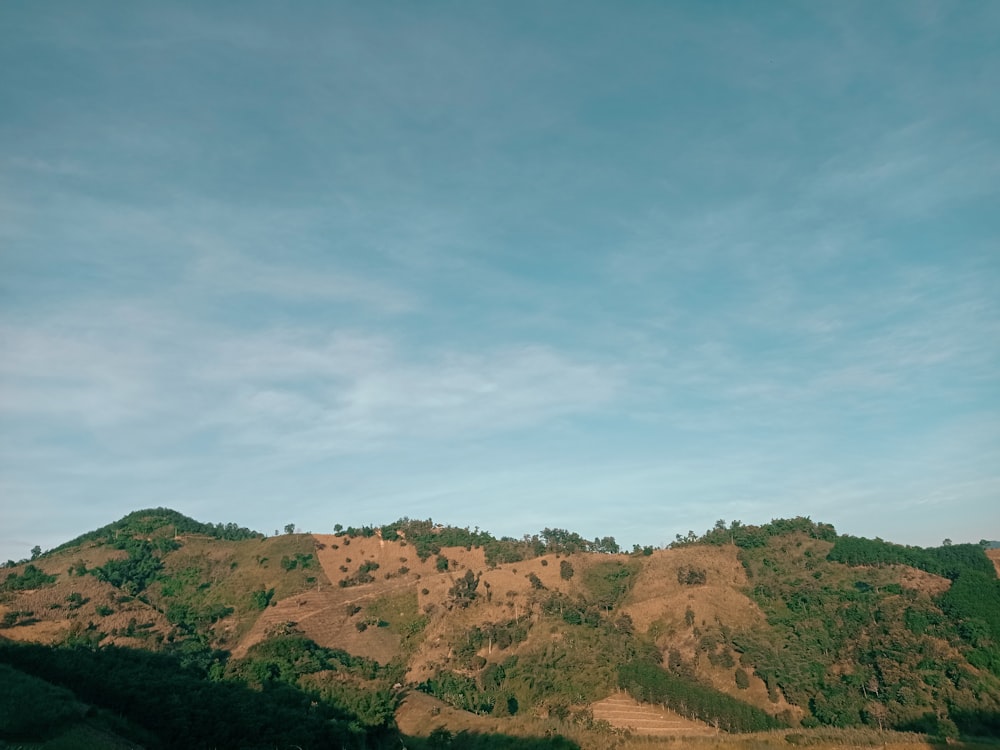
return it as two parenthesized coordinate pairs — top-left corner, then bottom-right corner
(396, 690), (510, 737)
(896, 565), (951, 596)
(623, 546), (764, 639)
(987, 549), (1000, 577)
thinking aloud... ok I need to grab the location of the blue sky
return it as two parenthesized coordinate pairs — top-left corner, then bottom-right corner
(2, 2), (998, 561)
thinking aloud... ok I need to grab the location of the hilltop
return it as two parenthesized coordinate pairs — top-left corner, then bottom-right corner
(2, 509), (999, 749)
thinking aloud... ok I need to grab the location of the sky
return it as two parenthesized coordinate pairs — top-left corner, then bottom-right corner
(1, 1), (998, 562)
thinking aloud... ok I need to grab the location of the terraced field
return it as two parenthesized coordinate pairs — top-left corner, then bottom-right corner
(592, 691), (716, 736)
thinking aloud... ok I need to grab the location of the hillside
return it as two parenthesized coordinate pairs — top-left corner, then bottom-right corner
(2, 510), (999, 749)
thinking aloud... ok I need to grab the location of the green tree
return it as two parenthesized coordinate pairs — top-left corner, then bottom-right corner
(560, 560), (574, 580)
(449, 570), (480, 608)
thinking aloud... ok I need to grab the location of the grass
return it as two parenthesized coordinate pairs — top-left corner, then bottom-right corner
(144, 533), (328, 645)
(364, 588), (428, 652)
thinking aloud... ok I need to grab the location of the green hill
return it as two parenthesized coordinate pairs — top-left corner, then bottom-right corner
(2, 511), (999, 748)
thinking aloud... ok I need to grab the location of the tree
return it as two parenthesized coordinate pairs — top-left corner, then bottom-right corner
(30, 545), (41, 560)
(284, 523), (296, 535)
(735, 668), (750, 689)
(560, 560), (575, 580)
(428, 726), (453, 748)
(449, 570), (480, 608)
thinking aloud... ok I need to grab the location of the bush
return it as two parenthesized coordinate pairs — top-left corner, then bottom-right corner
(677, 566), (707, 585)
(560, 560), (575, 580)
(1, 564), (57, 592)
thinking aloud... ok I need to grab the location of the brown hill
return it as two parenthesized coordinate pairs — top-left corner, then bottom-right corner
(4, 522), (999, 746)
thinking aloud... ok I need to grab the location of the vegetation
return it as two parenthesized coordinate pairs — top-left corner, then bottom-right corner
(367, 518), (626, 567)
(50, 507), (262, 555)
(619, 660), (785, 732)
(4, 508), (1000, 745)
(828, 535), (993, 579)
(672, 516), (837, 549)
(91, 539), (164, 594)
(0, 662), (84, 741)
(0, 563), (57, 592)
(0, 639), (390, 749)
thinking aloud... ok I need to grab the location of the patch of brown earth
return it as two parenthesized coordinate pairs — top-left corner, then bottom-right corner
(1, 568), (170, 647)
(896, 565), (951, 596)
(396, 690), (511, 737)
(987, 549), (1000, 577)
(306, 535), (596, 681)
(622, 545), (764, 638)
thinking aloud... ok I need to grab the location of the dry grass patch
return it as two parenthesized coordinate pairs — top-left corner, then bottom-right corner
(987, 549), (1000, 577)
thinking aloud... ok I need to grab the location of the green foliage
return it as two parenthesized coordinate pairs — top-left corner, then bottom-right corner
(619, 660), (785, 732)
(736, 533), (1000, 733)
(581, 560), (637, 610)
(449, 569), (480, 608)
(675, 517), (837, 549)
(677, 565), (707, 585)
(419, 670), (496, 714)
(938, 569), (1000, 675)
(230, 633), (407, 735)
(0, 639), (387, 749)
(51, 507), (262, 554)
(340, 560), (381, 588)
(165, 601), (234, 632)
(365, 590), (429, 651)
(90, 540), (163, 594)
(65, 591), (89, 609)
(540, 528), (591, 554)
(451, 620), (529, 668)
(559, 560), (574, 580)
(279, 551), (315, 571)
(1, 609), (37, 628)
(0, 662), (82, 741)
(251, 586), (275, 610)
(827, 536), (993, 580)
(378, 517), (615, 566)
(0, 563), (57, 592)
(482, 538), (526, 566)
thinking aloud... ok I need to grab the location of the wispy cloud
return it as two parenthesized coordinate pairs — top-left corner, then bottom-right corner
(1, 2), (998, 559)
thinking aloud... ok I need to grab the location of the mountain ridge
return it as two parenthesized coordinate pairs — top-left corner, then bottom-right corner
(2, 509), (999, 748)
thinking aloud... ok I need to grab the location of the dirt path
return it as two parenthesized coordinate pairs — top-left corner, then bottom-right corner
(230, 576), (420, 660)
